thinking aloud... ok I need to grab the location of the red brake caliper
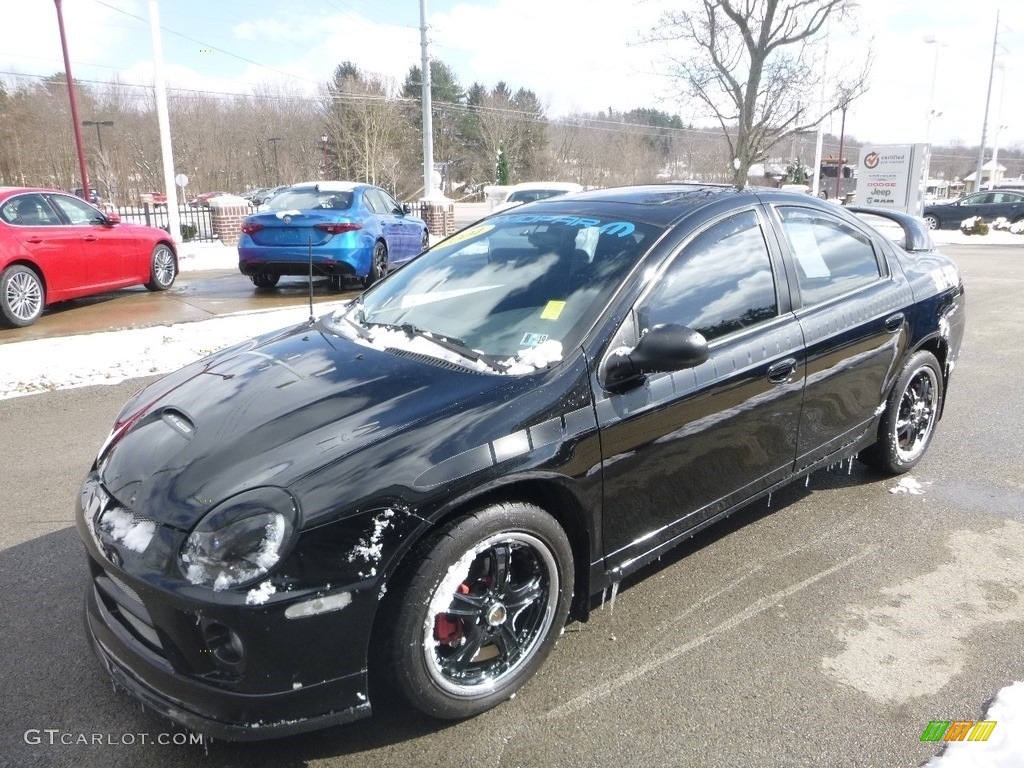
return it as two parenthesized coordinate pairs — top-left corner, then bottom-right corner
(433, 583), (471, 645)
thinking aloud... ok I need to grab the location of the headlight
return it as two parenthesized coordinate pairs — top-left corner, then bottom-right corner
(179, 487), (299, 591)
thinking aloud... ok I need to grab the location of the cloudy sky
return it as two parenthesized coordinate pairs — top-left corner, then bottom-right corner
(2, 0), (1023, 149)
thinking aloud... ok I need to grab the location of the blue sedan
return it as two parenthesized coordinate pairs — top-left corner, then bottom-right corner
(237, 182), (429, 289)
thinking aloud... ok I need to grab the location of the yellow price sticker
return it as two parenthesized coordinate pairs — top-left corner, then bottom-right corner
(441, 224), (494, 247)
(540, 300), (566, 320)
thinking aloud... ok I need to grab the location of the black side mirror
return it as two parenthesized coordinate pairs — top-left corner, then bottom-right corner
(402, 203), (412, 215)
(603, 324), (709, 392)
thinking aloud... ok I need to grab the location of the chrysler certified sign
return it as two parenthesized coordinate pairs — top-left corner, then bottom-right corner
(855, 144), (928, 215)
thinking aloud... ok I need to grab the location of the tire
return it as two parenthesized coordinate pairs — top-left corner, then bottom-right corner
(145, 243), (177, 291)
(818, 190), (828, 200)
(0, 265), (44, 327)
(860, 351), (944, 474)
(386, 503), (574, 720)
(363, 240), (388, 288)
(251, 274), (280, 290)
(923, 214), (940, 230)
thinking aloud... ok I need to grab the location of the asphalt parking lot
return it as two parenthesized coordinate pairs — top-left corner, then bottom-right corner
(0, 243), (1021, 767)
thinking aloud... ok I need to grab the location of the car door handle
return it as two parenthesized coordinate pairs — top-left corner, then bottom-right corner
(83, 235), (98, 242)
(767, 358), (797, 384)
(26, 236), (43, 243)
(885, 312), (905, 333)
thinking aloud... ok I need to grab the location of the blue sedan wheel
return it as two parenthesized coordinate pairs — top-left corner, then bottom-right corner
(364, 240), (388, 287)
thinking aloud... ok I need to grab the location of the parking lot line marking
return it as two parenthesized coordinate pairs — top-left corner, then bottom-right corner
(545, 547), (877, 719)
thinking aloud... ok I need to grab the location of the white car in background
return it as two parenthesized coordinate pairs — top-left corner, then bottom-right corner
(493, 181), (583, 213)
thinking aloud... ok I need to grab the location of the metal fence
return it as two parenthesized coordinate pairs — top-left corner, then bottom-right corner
(114, 203), (216, 242)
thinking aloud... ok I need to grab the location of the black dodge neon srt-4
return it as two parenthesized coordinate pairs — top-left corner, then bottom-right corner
(77, 184), (965, 739)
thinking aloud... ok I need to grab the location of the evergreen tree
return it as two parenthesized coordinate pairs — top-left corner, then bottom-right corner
(496, 142), (510, 184)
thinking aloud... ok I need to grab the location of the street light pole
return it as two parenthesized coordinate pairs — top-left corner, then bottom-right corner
(835, 102), (848, 201)
(268, 137), (282, 184)
(923, 36), (944, 144)
(321, 133), (329, 179)
(82, 119), (113, 154)
(82, 119), (114, 202)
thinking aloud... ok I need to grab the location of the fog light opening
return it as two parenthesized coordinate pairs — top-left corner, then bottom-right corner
(203, 622), (245, 668)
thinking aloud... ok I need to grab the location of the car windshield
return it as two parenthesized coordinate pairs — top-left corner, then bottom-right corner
(324, 212), (662, 372)
(269, 188), (354, 211)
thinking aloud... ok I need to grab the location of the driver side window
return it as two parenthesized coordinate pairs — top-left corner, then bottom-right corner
(637, 210), (778, 343)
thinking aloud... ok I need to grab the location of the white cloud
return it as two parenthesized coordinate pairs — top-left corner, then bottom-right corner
(3, 0), (1023, 148)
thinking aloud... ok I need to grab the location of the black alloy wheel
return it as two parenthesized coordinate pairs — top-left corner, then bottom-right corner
(386, 503), (573, 719)
(861, 351), (944, 474)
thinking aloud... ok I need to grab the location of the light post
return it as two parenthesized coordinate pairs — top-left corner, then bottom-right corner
(923, 36), (945, 144)
(82, 119), (113, 202)
(834, 100), (849, 201)
(320, 133), (329, 179)
(82, 119), (113, 155)
(268, 137), (282, 184)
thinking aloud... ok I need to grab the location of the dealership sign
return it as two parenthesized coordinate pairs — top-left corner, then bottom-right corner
(855, 143), (928, 215)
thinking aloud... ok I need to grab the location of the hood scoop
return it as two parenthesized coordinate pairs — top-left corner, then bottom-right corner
(101, 407), (197, 511)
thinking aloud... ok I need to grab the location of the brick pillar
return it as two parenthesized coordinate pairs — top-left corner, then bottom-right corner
(209, 196), (251, 246)
(420, 201), (456, 238)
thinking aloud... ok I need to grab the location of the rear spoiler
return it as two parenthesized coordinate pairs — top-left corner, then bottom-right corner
(846, 206), (935, 252)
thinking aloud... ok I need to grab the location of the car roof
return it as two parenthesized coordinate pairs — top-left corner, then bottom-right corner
(510, 183), (858, 227)
(287, 181), (361, 192)
(507, 181), (583, 192)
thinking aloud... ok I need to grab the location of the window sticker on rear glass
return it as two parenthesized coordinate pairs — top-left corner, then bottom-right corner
(520, 333), (549, 347)
(540, 301), (566, 320)
(786, 222), (831, 278)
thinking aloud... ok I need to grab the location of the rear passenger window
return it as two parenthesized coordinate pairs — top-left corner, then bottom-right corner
(778, 207), (881, 306)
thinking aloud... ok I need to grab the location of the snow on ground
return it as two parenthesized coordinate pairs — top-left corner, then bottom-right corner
(0, 301), (346, 400)
(175, 240), (238, 272)
(925, 681), (1024, 767)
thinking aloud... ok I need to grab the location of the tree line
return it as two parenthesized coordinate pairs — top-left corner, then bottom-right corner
(0, 59), (1019, 206)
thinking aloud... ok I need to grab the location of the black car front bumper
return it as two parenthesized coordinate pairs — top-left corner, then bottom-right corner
(83, 575), (372, 740)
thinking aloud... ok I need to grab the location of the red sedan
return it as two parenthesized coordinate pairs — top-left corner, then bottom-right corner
(0, 187), (178, 327)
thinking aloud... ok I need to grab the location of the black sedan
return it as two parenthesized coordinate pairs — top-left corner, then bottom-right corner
(76, 185), (965, 739)
(922, 189), (1024, 229)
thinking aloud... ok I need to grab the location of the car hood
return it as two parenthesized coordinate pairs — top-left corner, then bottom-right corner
(98, 322), (512, 530)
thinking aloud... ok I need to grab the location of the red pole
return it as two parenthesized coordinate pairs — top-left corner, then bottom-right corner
(835, 104), (847, 200)
(54, 0), (90, 198)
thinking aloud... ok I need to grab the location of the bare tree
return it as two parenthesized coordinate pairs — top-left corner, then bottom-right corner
(649, 0), (871, 187)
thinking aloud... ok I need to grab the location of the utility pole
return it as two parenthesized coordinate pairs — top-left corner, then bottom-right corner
(419, 0), (435, 200)
(53, 0), (89, 197)
(149, 0), (180, 243)
(268, 137), (282, 184)
(974, 11), (1000, 193)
